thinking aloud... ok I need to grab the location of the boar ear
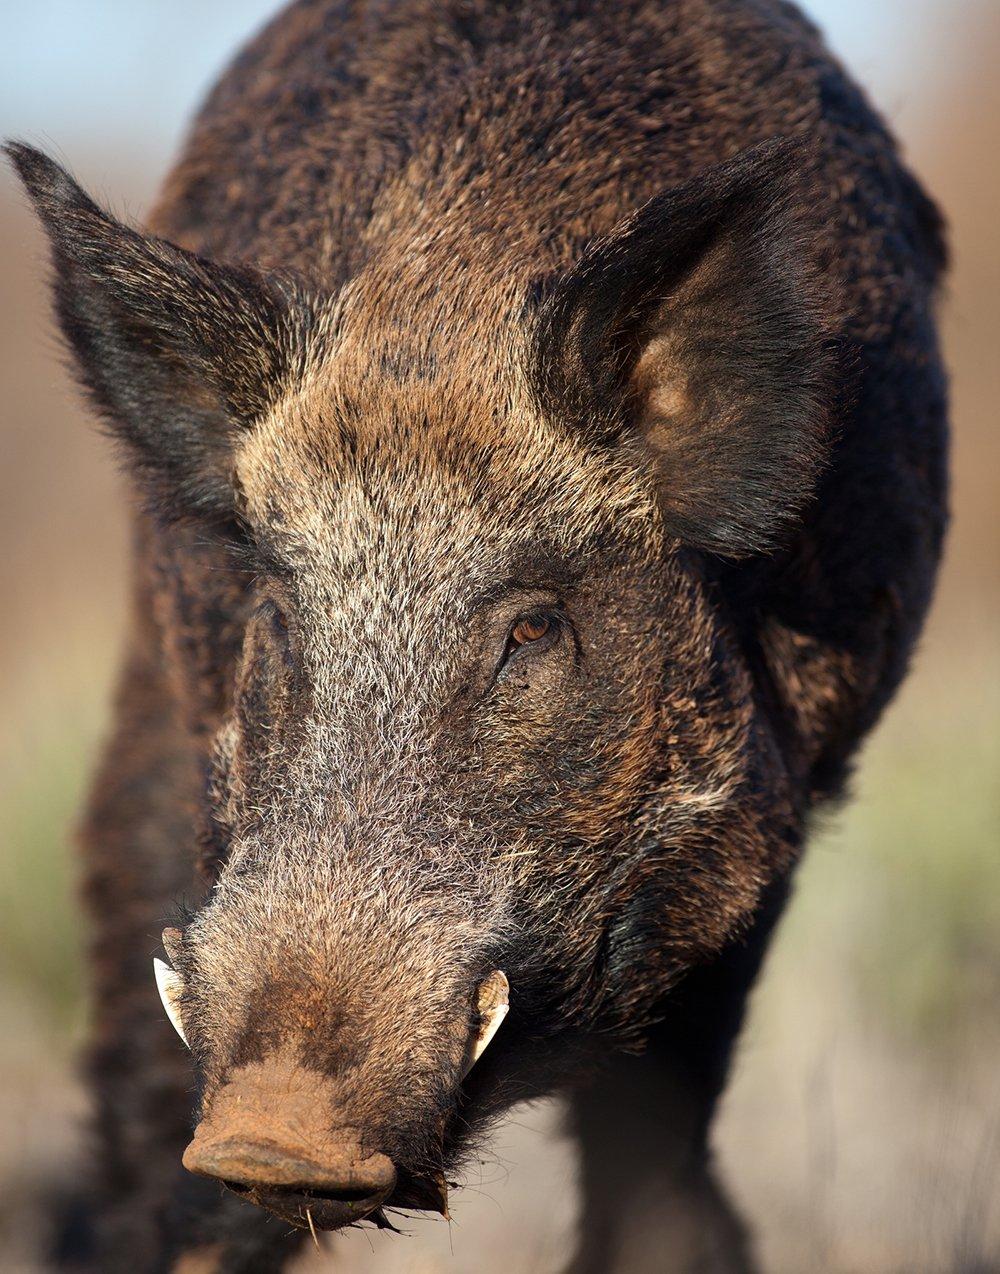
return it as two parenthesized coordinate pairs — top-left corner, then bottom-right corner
(5, 142), (315, 526)
(533, 137), (832, 557)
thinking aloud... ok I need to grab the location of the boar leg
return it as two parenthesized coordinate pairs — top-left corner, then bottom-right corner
(566, 880), (789, 1274)
(72, 637), (199, 1270)
(566, 1049), (752, 1274)
(163, 1194), (311, 1274)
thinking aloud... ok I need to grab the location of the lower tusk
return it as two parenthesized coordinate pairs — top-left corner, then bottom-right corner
(465, 970), (509, 1075)
(153, 957), (189, 1047)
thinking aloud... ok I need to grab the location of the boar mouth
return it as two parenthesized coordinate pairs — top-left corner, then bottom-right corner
(221, 1180), (397, 1232)
(171, 956), (510, 1232)
(181, 1046), (458, 1232)
(221, 1168), (452, 1231)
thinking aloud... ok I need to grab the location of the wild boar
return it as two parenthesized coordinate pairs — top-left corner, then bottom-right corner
(8, 0), (947, 1270)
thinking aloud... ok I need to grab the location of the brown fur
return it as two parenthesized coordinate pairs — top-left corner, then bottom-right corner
(8, 0), (946, 1269)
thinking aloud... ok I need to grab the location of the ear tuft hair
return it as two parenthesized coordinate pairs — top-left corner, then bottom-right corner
(5, 141), (318, 527)
(533, 137), (834, 557)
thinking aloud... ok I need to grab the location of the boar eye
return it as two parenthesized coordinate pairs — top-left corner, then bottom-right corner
(499, 611), (562, 672)
(511, 615), (552, 646)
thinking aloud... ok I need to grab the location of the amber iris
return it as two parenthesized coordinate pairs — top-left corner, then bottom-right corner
(510, 615), (551, 647)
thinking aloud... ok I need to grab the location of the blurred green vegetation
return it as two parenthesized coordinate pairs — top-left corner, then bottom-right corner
(0, 645), (112, 1041)
(2, 729), (87, 1028)
(850, 691), (1000, 1045)
(772, 642), (1000, 1053)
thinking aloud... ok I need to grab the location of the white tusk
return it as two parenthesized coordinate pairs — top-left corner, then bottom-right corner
(153, 957), (189, 1048)
(465, 970), (509, 1075)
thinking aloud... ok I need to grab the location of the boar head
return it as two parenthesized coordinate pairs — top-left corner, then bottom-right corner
(9, 137), (828, 1230)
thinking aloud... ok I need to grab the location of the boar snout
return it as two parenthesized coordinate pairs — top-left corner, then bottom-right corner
(182, 1051), (396, 1230)
(168, 946), (511, 1229)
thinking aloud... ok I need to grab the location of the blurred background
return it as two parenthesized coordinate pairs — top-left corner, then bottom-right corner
(1, 2), (997, 1270)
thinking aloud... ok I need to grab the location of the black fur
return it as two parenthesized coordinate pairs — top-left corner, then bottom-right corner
(4, 142), (317, 527)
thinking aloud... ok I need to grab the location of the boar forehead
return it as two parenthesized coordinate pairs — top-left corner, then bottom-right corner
(235, 359), (660, 625)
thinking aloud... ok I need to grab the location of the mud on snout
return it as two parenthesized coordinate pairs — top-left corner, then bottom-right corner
(154, 847), (513, 1230)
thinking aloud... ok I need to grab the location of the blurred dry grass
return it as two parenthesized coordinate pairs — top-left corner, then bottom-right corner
(1, 3), (998, 1270)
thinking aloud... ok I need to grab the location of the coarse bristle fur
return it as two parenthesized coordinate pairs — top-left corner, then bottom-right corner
(7, 0), (947, 1269)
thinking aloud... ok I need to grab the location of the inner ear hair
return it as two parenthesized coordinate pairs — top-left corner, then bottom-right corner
(533, 137), (835, 558)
